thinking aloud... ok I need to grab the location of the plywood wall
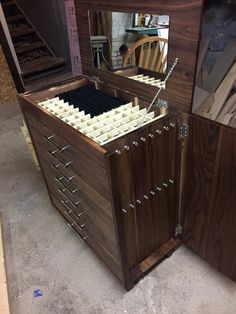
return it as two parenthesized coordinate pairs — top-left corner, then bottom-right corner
(0, 46), (17, 106)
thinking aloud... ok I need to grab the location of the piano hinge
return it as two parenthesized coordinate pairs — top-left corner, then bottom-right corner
(175, 225), (183, 236)
(179, 123), (189, 139)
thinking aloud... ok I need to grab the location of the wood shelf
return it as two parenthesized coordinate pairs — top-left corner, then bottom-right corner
(6, 14), (25, 22)
(10, 28), (35, 38)
(15, 42), (46, 54)
(1, 1), (15, 7)
(20, 56), (66, 77)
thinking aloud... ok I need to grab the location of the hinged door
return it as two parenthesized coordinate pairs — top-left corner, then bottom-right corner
(182, 115), (236, 282)
(105, 113), (181, 288)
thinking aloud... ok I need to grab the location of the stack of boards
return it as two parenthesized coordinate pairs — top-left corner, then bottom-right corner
(38, 89), (162, 146)
(193, 37), (236, 128)
(128, 74), (166, 88)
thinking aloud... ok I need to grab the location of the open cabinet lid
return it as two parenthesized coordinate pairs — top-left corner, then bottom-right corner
(75, 0), (204, 114)
(181, 114), (236, 282)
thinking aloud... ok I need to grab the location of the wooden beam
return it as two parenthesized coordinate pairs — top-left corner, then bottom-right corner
(202, 39), (236, 93)
(0, 216), (10, 314)
(209, 62), (236, 120)
(217, 93), (236, 123)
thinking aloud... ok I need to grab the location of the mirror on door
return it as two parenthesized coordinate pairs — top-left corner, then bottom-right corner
(89, 11), (170, 87)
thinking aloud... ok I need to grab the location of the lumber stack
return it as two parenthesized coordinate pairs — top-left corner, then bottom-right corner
(193, 38), (236, 128)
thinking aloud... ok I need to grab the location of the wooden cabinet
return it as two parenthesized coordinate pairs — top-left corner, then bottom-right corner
(16, 0), (236, 292)
(19, 77), (182, 290)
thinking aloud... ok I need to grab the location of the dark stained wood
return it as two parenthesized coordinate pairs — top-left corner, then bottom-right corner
(51, 194), (123, 281)
(131, 238), (180, 283)
(39, 157), (114, 227)
(26, 120), (110, 199)
(10, 27), (34, 38)
(15, 42), (46, 54)
(182, 115), (236, 282)
(74, 0), (204, 113)
(106, 114), (180, 289)
(20, 56), (66, 77)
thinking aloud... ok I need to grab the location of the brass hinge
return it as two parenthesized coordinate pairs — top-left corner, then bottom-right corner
(175, 225), (183, 236)
(179, 123), (189, 139)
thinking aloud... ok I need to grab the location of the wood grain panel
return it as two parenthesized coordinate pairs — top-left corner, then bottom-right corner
(51, 194), (123, 281)
(75, 0), (204, 113)
(107, 115), (178, 270)
(27, 123), (110, 199)
(182, 115), (236, 282)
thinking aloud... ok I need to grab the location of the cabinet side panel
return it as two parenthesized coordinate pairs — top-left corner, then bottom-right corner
(182, 115), (236, 282)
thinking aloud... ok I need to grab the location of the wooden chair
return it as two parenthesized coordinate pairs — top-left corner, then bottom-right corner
(123, 36), (168, 73)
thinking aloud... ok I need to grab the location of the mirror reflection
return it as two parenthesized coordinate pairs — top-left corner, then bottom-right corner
(89, 11), (169, 85)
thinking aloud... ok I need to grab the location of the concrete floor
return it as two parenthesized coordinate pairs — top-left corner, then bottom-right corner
(1, 102), (236, 314)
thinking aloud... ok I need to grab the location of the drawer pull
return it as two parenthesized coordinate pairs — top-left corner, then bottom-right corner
(68, 175), (77, 182)
(58, 188), (81, 207)
(47, 135), (56, 140)
(61, 145), (70, 152)
(67, 223), (89, 243)
(61, 200), (87, 218)
(44, 136), (70, 153)
(48, 151), (73, 169)
(49, 149), (59, 155)
(79, 223), (87, 229)
(64, 161), (73, 168)
(51, 165), (77, 182)
(72, 188), (79, 194)
(54, 177), (80, 196)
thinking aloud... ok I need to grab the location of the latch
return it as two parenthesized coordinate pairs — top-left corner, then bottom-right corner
(179, 123), (189, 138)
(175, 225), (183, 236)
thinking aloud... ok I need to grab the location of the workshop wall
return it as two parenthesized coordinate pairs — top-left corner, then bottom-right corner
(0, 46), (17, 106)
(16, 0), (71, 70)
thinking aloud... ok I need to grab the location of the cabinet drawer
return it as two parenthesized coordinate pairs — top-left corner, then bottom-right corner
(50, 194), (123, 281)
(38, 152), (114, 228)
(45, 171), (120, 262)
(27, 120), (110, 199)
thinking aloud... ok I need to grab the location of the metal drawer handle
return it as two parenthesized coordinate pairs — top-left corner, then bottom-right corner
(43, 135), (70, 153)
(61, 145), (70, 152)
(77, 210), (87, 218)
(67, 223), (89, 243)
(49, 149), (59, 155)
(79, 223), (87, 229)
(51, 164), (77, 183)
(61, 200), (74, 212)
(64, 161), (73, 168)
(58, 189), (81, 207)
(72, 188), (79, 194)
(48, 151), (73, 169)
(47, 135), (56, 140)
(54, 177), (79, 196)
(61, 200), (87, 218)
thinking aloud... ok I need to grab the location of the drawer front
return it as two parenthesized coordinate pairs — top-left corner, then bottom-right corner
(51, 194), (123, 280)
(23, 114), (123, 280)
(39, 156), (114, 228)
(28, 121), (110, 199)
